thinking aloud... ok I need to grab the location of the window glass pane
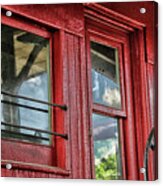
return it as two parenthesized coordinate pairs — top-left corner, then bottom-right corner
(91, 41), (121, 109)
(1, 24), (51, 145)
(92, 113), (122, 180)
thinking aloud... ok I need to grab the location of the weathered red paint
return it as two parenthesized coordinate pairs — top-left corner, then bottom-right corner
(1, 2), (157, 180)
(100, 3), (158, 178)
(2, 4), (84, 35)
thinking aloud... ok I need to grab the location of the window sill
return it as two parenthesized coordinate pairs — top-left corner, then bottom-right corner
(1, 160), (70, 176)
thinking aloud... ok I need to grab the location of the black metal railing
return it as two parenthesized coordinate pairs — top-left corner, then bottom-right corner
(1, 99), (49, 113)
(1, 122), (68, 140)
(143, 127), (155, 181)
(1, 129), (50, 141)
(1, 91), (68, 111)
(1, 91), (68, 141)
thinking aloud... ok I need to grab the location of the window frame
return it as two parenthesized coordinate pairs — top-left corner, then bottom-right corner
(89, 33), (126, 117)
(86, 28), (128, 179)
(1, 12), (68, 174)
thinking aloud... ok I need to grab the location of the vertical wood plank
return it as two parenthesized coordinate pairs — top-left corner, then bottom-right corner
(129, 29), (154, 180)
(54, 30), (66, 169)
(123, 37), (139, 180)
(74, 36), (83, 178)
(79, 37), (92, 179)
(85, 30), (96, 179)
(67, 33), (79, 178)
(62, 31), (71, 175)
(138, 30), (153, 180)
(130, 31), (144, 180)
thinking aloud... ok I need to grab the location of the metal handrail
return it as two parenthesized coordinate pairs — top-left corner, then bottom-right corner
(143, 127), (155, 181)
(1, 91), (68, 111)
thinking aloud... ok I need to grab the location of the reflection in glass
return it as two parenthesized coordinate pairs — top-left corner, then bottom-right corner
(1, 24), (51, 145)
(91, 41), (121, 109)
(92, 113), (122, 180)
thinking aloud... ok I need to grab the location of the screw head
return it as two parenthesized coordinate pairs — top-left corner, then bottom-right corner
(6, 11), (12, 17)
(6, 163), (12, 170)
(140, 8), (146, 14)
(140, 167), (146, 174)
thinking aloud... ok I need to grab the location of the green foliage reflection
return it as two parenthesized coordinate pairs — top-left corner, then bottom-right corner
(95, 154), (119, 180)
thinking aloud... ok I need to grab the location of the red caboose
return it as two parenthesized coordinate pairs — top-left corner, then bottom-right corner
(1, 1), (158, 180)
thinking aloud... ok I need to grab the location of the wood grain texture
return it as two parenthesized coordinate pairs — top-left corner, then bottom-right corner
(129, 30), (154, 180)
(1, 2), (157, 180)
(66, 33), (81, 179)
(102, 1), (157, 65)
(2, 4), (84, 36)
(85, 17), (139, 180)
(1, 139), (53, 166)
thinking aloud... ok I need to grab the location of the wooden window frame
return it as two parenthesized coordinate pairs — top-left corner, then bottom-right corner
(86, 29), (127, 179)
(89, 33), (126, 117)
(84, 3), (151, 180)
(1, 11), (69, 175)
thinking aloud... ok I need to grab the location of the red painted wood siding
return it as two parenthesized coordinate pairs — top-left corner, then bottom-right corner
(64, 32), (91, 178)
(102, 2), (158, 180)
(1, 2), (157, 180)
(2, 4), (84, 35)
(1, 4), (91, 177)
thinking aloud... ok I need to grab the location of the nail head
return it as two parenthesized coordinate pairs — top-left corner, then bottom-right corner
(6, 11), (12, 17)
(6, 163), (12, 170)
(140, 8), (146, 14)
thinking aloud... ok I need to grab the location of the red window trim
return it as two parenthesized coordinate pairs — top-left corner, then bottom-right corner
(1, 11), (69, 174)
(93, 104), (126, 118)
(85, 8), (143, 178)
(1, 14), (51, 39)
(2, 6), (84, 38)
(84, 2), (158, 178)
(89, 32), (127, 115)
(86, 29), (128, 179)
(84, 3), (145, 31)
(84, 2), (152, 178)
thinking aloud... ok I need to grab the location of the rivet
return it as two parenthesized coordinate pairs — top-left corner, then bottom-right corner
(140, 8), (146, 14)
(6, 163), (12, 170)
(6, 11), (12, 17)
(140, 167), (146, 174)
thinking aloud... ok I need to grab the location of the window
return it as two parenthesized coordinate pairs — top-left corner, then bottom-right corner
(1, 24), (51, 145)
(92, 113), (122, 180)
(1, 20), (68, 170)
(88, 36), (126, 180)
(91, 41), (121, 109)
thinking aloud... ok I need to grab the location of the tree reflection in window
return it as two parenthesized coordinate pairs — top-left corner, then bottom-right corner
(1, 24), (51, 145)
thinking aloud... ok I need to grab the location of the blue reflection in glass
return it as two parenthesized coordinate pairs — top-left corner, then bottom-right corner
(91, 41), (121, 109)
(18, 72), (50, 145)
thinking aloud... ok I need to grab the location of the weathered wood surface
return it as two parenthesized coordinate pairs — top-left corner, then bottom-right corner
(2, 4), (84, 36)
(1, 2), (157, 180)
